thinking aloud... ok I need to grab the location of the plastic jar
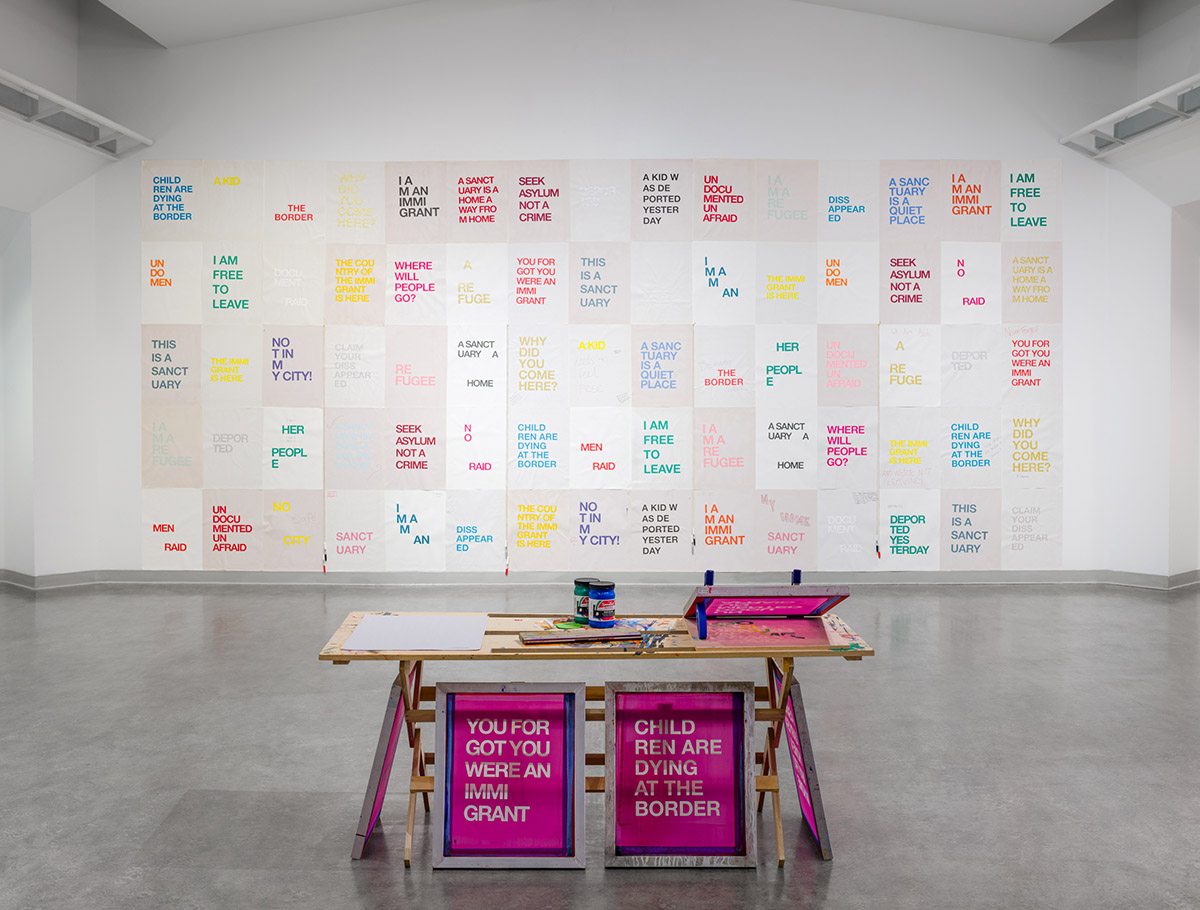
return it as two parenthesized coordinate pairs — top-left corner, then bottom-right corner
(588, 580), (616, 628)
(573, 577), (597, 624)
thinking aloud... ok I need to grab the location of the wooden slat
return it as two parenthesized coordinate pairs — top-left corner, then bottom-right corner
(405, 726), (424, 868)
(755, 775), (779, 793)
(404, 791), (417, 868)
(772, 791), (785, 867)
(585, 777), (605, 793)
(325, 644), (873, 661)
(319, 610), (873, 662)
(583, 685), (769, 701)
(423, 683), (762, 701)
(771, 658), (795, 749)
(758, 727), (773, 813)
(410, 776), (434, 793)
(491, 637), (695, 655)
(544, 705), (784, 723)
(585, 752), (606, 766)
(399, 661), (418, 750)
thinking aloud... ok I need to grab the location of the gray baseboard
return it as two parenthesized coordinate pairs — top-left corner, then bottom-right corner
(0, 569), (36, 589)
(1, 567), (1192, 591)
(1167, 569), (1200, 590)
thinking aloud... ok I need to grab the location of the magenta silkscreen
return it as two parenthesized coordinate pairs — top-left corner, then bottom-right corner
(443, 693), (576, 856)
(704, 595), (838, 616)
(771, 663), (826, 855)
(612, 691), (747, 855)
(781, 685), (817, 838)
(365, 662), (418, 843)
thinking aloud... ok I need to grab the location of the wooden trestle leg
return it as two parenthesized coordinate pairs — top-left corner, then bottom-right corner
(351, 660), (421, 860)
(769, 658), (833, 861)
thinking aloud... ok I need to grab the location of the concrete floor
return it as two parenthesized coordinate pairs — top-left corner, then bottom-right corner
(1, 581), (1197, 909)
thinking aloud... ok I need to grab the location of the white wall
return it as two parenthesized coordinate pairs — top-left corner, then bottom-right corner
(1170, 207), (1200, 578)
(0, 236), (5, 566)
(0, 0), (79, 97)
(15, 0), (1179, 576)
(1135, 0), (1200, 580)
(0, 246), (4, 564)
(1059, 159), (1174, 577)
(29, 181), (102, 577)
(2, 215), (35, 575)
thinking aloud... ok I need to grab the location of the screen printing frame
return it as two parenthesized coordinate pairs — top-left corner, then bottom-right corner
(433, 681), (587, 869)
(604, 681), (757, 868)
(683, 585), (851, 639)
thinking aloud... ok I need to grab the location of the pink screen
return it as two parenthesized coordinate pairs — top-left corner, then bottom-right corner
(444, 693), (573, 856)
(704, 595), (836, 616)
(689, 616), (832, 649)
(773, 666), (818, 842)
(366, 663), (417, 840)
(612, 691), (745, 855)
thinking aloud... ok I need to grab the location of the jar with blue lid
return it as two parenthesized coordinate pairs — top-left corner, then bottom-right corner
(588, 580), (616, 628)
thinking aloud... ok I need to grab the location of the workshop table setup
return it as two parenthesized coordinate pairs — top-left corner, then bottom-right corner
(319, 581), (872, 868)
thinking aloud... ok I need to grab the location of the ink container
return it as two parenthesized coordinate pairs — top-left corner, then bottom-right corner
(588, 580), (616, 628)
(573, 577), (597, 625)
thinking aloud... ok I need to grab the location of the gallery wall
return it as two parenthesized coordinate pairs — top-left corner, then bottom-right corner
(0, 230), (5, 567)
(1, 214), (34, 576)
(138, 154), (1068, 574)
(8, 0), (1186, 579)
(1170, 210), (1200, 579)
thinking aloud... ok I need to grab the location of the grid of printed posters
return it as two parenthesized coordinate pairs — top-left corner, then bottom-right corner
(141, 159), (1062, 573)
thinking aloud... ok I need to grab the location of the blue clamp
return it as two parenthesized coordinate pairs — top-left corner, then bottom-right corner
(697, 570), (716, 639)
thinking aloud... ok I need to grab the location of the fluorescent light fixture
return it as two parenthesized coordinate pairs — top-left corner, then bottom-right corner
(0, 66), (152, 160)
(1060, 72), (1200, 159)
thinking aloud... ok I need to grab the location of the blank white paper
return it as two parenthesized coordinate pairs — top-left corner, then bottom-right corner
(341, 613), (488, 651)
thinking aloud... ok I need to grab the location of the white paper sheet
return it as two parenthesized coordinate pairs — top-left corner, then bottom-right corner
(341, 613), (488, 651)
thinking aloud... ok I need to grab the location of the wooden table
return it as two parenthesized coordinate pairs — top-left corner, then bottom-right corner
(320, 610), (872, 865)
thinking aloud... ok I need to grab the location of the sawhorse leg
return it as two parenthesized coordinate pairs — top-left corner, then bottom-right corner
(352, 660), (421, 860)
(770, 658), (833, 861)
(760, 658), (794, 866)
(404, 727), (424, 867)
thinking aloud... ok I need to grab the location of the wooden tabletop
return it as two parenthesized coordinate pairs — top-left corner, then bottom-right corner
(318, 611), (873, 663)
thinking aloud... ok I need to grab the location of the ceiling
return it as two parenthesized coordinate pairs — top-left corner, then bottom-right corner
(800, 0), (1119, 43)
(94, 0), (425, 48)
(95, 0), (1117, 48)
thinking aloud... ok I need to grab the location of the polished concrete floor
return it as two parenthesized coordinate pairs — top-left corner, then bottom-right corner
(1, 581), (1197, 909)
